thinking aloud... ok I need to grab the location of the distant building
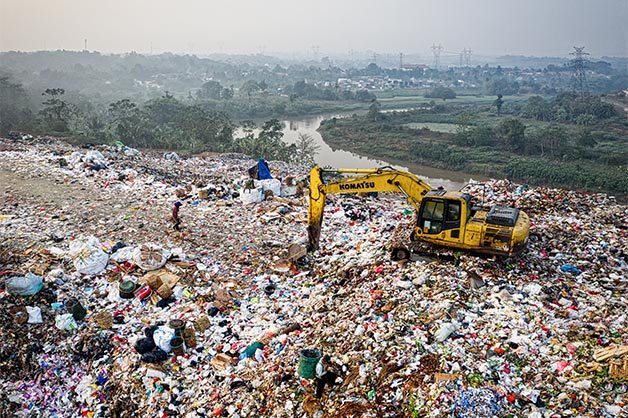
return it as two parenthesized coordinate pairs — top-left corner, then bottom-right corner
(401, 64), (428, 70)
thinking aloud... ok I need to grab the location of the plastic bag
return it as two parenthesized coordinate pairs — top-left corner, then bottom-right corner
(152, 326), (175, 352)
(281, 185), (298, 197)
(240, 187), (264, 204)
(132, 244), (170, 271)
(6, 273), (44, 296)
(259, 179), (281, 197)
(69, 236), (109, 275)
(560, 264), (582, 275)
(435, 322), (458, 342)
(55, 313), (78, 331)
(111, 246), (135, 263)
(163, 152), (180, 161)
(26, 306), (43, 324)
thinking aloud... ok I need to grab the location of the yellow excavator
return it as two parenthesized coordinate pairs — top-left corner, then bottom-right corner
(307, 166), (530, 258)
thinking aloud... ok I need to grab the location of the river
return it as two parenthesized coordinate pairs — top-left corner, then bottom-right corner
(277, 113), (481, 190)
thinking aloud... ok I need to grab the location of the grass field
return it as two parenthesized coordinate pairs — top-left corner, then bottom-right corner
(403, 122), (459, 133)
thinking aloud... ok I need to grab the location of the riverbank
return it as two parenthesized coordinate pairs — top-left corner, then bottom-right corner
(318, 113), (628, 201)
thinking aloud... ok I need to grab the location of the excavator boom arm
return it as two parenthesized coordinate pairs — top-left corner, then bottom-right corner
(308, 166), (433, 250)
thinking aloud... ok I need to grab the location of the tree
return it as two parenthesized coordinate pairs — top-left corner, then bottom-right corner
(367, 100), (382, 122)
(364, 63), (381, 76)
(589, 100), (616, 119)
(485, 78), (519, 95)
(240, 80), (260, 98)
(293, 133), (320, 165)
(84, 113), (109, 143)
(233, 119), (293, 161)
(220, 87), (234, 100)
(259, 119), (283, 143)
(108, 98), (151, 146)
(240, 120), (257, 139)
(493, 94), (504, 116)
(524, 96), (551, 121)
(468, 124), (496, 146)
(575, 114), (595, 125)
(425, 86), (456, 100)
(454, 112), (472, 144)
(554, 107), (569, 122)
(40, 88), (75, 132)
(355, 89), (376, 102)
(574, 128), (597, 149)
(537, 125), (568, 156)
(0, 77), (32, 134)
(197, 80), (223, 100)
(496, 118), (526, 151)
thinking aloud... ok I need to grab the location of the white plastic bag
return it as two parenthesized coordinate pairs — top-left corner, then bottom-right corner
(111, 246), (135, 263)
(26, 306), (43, 324)
(281, 185), (298, 197)
(259, 179), (281, 197)
(435, 321), (458, 342)
(240, 187), (264, 204)
(153, 326), (175, 352)
(69, 236), (109, 275)
(132, 244), (171, 271)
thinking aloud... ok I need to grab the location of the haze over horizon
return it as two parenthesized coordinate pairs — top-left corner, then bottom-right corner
(1, 0), (627, 58)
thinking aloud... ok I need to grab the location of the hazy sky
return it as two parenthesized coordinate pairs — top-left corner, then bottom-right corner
(1, 0), (627, 57)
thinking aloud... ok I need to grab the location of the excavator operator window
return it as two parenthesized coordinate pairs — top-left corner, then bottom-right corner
(419, 199), (445, 234)
(444, 201), (461, 231)
(447, 201), (460, 222)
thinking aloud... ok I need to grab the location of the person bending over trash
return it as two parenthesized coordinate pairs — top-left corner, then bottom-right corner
(171, 201), (182, 231)
(315, 355), (339, 399)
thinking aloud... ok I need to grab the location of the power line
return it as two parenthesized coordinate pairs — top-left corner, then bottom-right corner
(464, 48), (472, 66)
(570, 46), (589, 95)
(431, 43), (443, 70)
(311, 45), (320, 60)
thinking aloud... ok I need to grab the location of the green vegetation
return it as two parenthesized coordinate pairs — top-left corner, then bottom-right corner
(425, 86), (456, 100)
(403, 122), (459, 133)
(2, 50), (626, 192)
(0, 75), (320, 163)
(319, 94), (628, 197)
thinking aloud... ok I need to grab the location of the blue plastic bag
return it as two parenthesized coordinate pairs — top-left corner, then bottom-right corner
(6, 273), (44, 296)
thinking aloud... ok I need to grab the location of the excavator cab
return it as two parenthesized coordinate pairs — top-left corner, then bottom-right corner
(413, 191), (472, 241)
(416, 193), (469, 239)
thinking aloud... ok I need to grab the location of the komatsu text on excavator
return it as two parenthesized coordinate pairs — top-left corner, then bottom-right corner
(307, 166), (530, 258)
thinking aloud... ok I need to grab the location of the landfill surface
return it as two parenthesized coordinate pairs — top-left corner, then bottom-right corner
(1, 137), (626, 418)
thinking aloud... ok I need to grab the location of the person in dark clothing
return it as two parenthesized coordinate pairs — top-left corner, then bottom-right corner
(171, 201), (182, 231)
(315, 355), (339, 399)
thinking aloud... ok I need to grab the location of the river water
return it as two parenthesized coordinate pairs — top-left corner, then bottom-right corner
(277, 114), (480, 190)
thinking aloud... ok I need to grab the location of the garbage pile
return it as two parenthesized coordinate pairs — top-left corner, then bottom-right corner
(1, 137), (626, 418)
